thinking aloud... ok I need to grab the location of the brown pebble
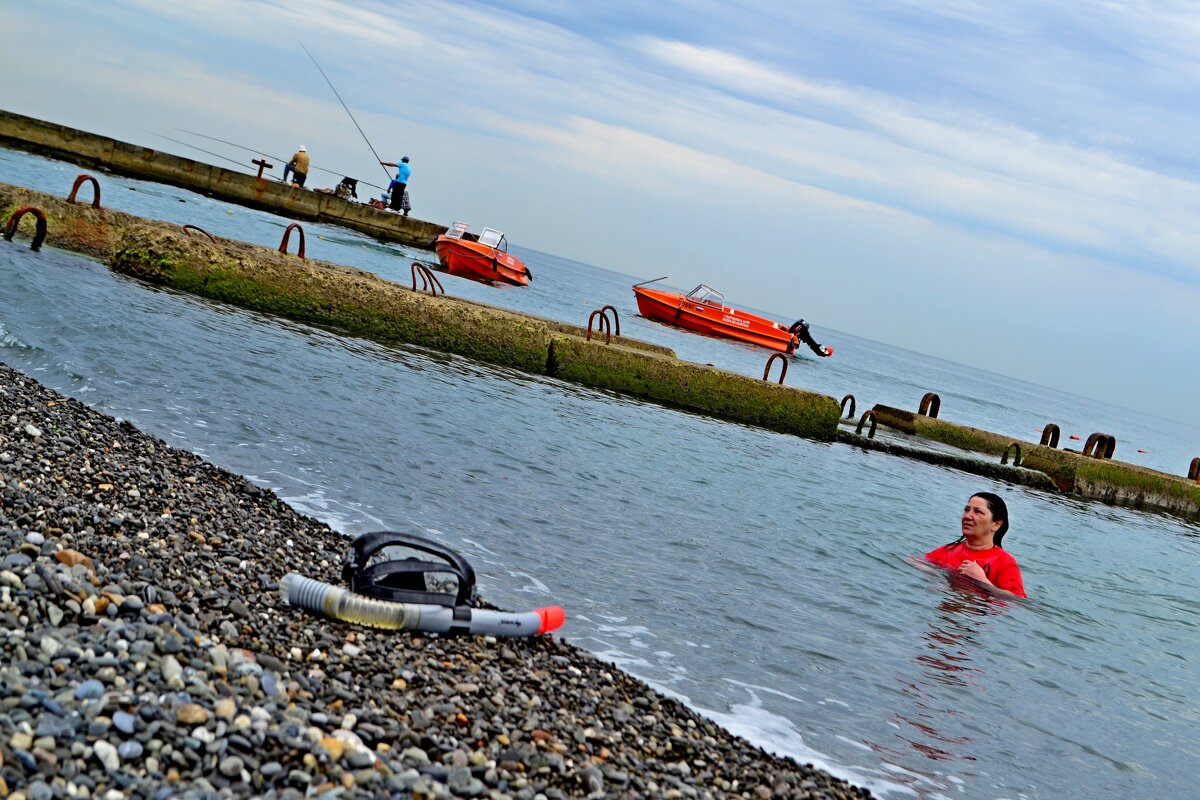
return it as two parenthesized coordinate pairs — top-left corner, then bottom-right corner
(176, 703), (209, 724)
(55, 550), (94, 570)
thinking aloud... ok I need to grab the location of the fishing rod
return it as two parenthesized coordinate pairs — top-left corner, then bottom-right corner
(166, 127), (387, 191)
(296, 38), (394, 183)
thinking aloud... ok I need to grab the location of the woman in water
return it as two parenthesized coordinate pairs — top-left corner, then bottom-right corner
(925, 492), (1026, 598)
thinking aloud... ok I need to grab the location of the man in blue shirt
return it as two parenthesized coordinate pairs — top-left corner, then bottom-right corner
(380, 156), (411, 213)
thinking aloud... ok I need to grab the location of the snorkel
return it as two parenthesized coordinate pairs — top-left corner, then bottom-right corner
(280, 532), (565, 637)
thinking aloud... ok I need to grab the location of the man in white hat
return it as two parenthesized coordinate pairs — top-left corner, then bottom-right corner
(282, 145), (310, 187)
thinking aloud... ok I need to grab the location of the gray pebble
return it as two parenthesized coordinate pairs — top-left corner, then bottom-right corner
(118, 740), (144, 760)
(113, 710), (137, 734)
(74, 679), (105, 700)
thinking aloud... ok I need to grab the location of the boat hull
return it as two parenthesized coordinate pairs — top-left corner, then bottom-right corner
(435, 237), (531, 286)
(633, 286), (797, 352)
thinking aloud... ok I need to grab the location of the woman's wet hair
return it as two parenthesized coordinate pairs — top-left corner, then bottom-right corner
(973, 492), (1009, 546)
(944, 491), (1011, 548)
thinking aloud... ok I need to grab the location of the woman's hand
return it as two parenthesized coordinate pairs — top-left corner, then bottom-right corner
(957, 560), (989, 583)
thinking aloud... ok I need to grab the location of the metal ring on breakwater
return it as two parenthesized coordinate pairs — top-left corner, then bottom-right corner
(1002, 442), (1022, 467)
(1189, 458), (1200, 482)
(410, 261), (444, 296)
(856, 409), (877, 438)
(586, 309), (613, 344)
(1040, 423), (1061, 448)
(3, 205), (47, 251)
(918, 392), (941, 418)
(763, 353), (788, 384)
(840, 394), (856, 419)
(278, 223), (306, 259)
(181, 224), (216, 243)
(67, 174), (101, 208)
(600, 305), (621, 336)
(1083, 432), (1116, 459)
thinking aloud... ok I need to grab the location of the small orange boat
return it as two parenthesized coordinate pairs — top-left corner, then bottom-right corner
(434, 222), (532, 286)
(633, 279), (832, 356)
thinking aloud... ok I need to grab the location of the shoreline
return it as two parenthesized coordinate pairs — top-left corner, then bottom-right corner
(0, 361), (871, 799)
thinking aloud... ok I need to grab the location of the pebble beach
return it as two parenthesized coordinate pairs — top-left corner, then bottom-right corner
(0, 362), (872, 800)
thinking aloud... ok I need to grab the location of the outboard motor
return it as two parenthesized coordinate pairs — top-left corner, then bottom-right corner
(788, 319), (834, 357)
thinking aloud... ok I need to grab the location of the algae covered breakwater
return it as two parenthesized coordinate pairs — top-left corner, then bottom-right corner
(0, 179), (842, 443)
(4, 144), (1200, 520)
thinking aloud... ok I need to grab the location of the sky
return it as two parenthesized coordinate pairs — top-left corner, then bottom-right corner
(2, 0), (1199, 422)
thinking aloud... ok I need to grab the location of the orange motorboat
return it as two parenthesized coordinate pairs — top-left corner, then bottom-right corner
(632, 280), (833, 357)
(434, 222), (532, 286)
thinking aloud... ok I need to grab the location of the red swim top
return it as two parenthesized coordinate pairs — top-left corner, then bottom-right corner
(925, 541), (1027, 598)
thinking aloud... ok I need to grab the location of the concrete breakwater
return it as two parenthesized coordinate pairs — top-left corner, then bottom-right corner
(0, 108), (443, 249)
(0, 362), (873, 799)
(5, 164), (1198, 518)
(0, 180), (842, 442)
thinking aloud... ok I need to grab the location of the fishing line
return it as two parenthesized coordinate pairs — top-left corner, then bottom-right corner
(165, 127), (386, 191)
(296, 38), (394, 182)
(144, 131), (253, 170)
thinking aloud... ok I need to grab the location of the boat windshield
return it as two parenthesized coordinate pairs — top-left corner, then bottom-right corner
(685, 284), (724, 309)
(479, 228), (508, 251)
(444, 221), (470, 240)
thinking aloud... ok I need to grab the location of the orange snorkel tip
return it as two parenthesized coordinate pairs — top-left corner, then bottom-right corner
(536, 606), (566, 633)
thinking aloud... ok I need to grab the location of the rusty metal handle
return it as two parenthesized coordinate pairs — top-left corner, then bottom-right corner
(279, 223), (306, 259)
(1083, 432), (1116, 459)
(181, 224), (217, 243)
(840, 394), (856, 419)
(586, 309), (612, 344)
(762, 353), (788, 384)
(918, 392), (941, 418)
(1039, 423), (1061, 448)
(3, 206), (48, 251)
(856, 409), (877, 438)
(599, 305), (621, 336)
(410, 262), (444, 296)
(1001, 442), (1022, 466)
(67, 174), (101, 208)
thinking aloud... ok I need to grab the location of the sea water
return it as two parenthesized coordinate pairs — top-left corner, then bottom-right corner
(2, 147), (1199, 799)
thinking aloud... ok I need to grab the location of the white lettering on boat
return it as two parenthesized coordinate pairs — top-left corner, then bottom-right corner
(721, 314), (750, 329)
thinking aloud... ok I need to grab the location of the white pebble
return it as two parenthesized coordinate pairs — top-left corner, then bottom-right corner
(93, 739), (120, 771)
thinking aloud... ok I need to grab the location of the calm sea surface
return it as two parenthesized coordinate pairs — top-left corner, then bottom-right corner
(3, 148), (1199, 799)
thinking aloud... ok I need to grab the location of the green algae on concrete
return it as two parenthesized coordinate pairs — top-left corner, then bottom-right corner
(549, 333), (841, 440)
(1022, 445), (1200, 514)
(3, 177), (853, 445)
(109, 226), (553, 374)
